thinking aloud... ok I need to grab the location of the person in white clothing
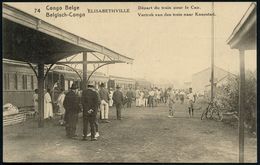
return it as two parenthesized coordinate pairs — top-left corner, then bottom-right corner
(139, 90), (145, 107)
(179, 90), (185, 104)
(44, 89), (54, 119)
(33, 89), (38, 115)
(187, 88), (195, 117)
(156, 89), (161, 104)
(99, 83), (110, 122)
(148, 88), (155, 107)
(109, 88), (114, 107)
(56, 89), (66, 125)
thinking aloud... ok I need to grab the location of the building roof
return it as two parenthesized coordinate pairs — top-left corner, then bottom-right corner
(204, 74), (237, 87)
(192, 65), (236, 77)
(109, 75), (135, 81)
(227, 3), (256, 50)
(3, 3), (133, 64)
(3, 58), (108, 79)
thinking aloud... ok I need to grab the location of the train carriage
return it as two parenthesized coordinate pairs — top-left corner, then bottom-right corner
(3, 59), (109, 109)
(3, 58), (151, 111)
(135, 79), (152, 90)
(3, 59), (38, 108)
(108, 75), (135, 90)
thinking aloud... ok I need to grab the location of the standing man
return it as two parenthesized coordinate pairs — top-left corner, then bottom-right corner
(164, 89), (168, 104)
(179, 90), (185, 104)
(56, 89), (66, 125)
(126, 88), (134, 108)
(168, 88), (175, 117)
(144, 88), (149, 107)
(135, 88), (141, 107)
(108, 88), (114, 107)
(81, 82), (101, 141)
(187, 87), (195, 117)
(148, 88), (155, 108)
(63, 83), (81, 139)
(153, 88), (157, 107)
(139, 90), (145, 107)
(99, 83), (110, 123)
(113, 85), (124, 120)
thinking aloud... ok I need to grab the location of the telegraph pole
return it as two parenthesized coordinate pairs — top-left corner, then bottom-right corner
(210, 2), (215, 102)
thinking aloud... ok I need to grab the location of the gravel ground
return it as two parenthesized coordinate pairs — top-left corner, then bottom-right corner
(3, 99), (257, 163)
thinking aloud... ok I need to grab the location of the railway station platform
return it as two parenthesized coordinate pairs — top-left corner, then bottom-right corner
(3, 100), (256, 163)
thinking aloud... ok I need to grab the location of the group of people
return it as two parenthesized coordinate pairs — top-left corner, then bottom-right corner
(124, 87), (166, 108)
(123, 87), (191, 109)
(122, 86), (197, 119)
(65, 82), (125, 141)
(33, 82), (125, 141)
(167, 87), (196, 118)
(33, 82), (197, 140)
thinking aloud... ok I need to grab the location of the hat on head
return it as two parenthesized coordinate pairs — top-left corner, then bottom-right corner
(88, 82), (95, 88)
(116, 85), (121, 89)
(100, 83), (105, 87)
(70, 83), (78, 90)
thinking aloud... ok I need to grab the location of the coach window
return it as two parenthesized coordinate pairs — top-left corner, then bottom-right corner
(22, 75), (27, 90)
(68, 80), (71, 89)
(26, 75), (31, 90)
(4, 73), (10, 90)
(14, 74), (18, 90)
(31, 75), (34, 90)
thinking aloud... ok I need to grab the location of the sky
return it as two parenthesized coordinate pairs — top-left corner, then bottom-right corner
(5, 2), (256, 86)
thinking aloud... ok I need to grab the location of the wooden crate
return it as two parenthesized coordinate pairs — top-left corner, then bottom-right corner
(3, 113), (26, 126)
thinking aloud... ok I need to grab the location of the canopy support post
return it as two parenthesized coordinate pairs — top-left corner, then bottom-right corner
(238, 49), (245, 163)
(37, 63), (45, 128)
(83, 52), (88, 90)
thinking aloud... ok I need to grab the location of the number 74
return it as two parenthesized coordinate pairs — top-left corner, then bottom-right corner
(34, 8), (40, 13)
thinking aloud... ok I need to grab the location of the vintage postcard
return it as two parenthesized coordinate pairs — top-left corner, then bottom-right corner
(2, 2), (257, 163)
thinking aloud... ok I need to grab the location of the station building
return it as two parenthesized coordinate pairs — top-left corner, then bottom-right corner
(191, 66), (236, 95)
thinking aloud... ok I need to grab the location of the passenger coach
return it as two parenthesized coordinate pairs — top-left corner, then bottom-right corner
(3, 59), (141, 110)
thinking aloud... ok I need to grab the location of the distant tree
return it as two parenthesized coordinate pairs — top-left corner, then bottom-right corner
(215, 70), (256, 133)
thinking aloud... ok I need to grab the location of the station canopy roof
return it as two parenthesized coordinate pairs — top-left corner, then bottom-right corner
(227, 3), (256, 50)
(2, 4), (133, 64)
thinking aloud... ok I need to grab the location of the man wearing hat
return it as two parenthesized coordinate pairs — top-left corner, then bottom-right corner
(187, 87), (195, 117)
(98, 82), (110, 123)
(126, 87), (134, 108)
(81, 82), (101, 141)
(63, 83), (81, 138)
(112, 85), (124, 120)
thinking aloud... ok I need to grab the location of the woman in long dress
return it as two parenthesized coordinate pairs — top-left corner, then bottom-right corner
(44, 89), (53, 119)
